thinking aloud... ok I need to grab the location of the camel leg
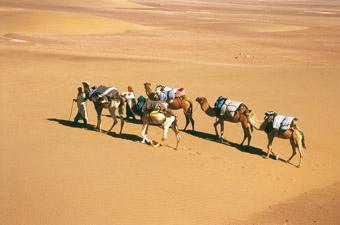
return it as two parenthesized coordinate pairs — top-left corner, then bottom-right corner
(155, 116), (174, 148)
(119, 113), (125, 134)
(141, 123), (151, 144)
(241, 121), (252, 146)
(172, 125), (181, 150)
(266, 134), (278, 159)
(213, 118), (221, 140)
(220, 120), (225, 143)
(296, 134), (304, 168)
(190, 116), (195, 131)
(95, 104), (103, 132)
(246, 127), (252, 146)
(183, 113), (190, 131)
(154, 126), (168, 148)
(241, 128), (247, 146)
(118, 102), (125, 134)
(287, 138), (297, 164)
(268, 135), (279, 160)
(107, 107), (118, 133)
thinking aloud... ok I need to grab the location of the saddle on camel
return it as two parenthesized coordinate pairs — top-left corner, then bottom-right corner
(247, 111), (306, 167)
(136, 96), (174, 118)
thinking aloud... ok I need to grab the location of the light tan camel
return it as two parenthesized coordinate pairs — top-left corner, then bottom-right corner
(127, 97), (181, 150)
(195, 97), (253, 146)
(83, 82), (125, 134)
(247, 112), (306, 168)
(144, 83), (195, 131)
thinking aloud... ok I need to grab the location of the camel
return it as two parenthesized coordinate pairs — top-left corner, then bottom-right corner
(247, 112), (306, 167)
(144, 83), (195, 131)
(82, 82), (125, 134)
(127, 97), (181, 150)
(195, 97), (253, 146)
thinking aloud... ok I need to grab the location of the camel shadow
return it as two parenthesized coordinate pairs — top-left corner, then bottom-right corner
(102, 114), (144, 125)
(47, 118), (97, 131)
(47, 118), (142, 143)
(107, 131), (142, 142)
(184, 130), (282, 160)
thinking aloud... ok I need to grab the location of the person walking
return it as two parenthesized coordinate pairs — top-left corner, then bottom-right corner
(73, 87), (88, 125)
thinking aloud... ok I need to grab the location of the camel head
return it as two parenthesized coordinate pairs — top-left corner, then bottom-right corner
(264, 111), (277, 122)
(195, 97), (207, 105)
(144, 82), (151, 88)
(247, 111), (264, 131)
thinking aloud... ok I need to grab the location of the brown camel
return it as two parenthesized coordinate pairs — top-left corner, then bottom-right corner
(195, 97), (253, 146)
(247, 112), (306, 168)
(83, 82), (125, 134)
(127, 97), (181, 150)
(144, 83), (195, 131)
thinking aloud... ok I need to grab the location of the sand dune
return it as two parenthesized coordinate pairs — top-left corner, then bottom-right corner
(1, 0), (340, 225)
(0, 0), (149, 9)
(0, 7), (149, 36)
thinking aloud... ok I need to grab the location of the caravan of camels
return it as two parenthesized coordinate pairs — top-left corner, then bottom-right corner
(75, 81), (306, 168)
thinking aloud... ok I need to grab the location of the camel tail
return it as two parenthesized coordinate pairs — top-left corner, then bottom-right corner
(301, 132), (306, 149)
(188, 98), (194, 117)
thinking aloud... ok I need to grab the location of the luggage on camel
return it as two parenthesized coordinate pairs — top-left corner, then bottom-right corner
(214, 96), (226, 110)
(264, 111), (297, 133)
(156, 85), (185, 102)
(136, 96), (146, 114)
(214, 96), (243, 117)
(88, 85), (118, 104)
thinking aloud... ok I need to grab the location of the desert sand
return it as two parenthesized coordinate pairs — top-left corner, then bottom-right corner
(1, 0), (340, 225)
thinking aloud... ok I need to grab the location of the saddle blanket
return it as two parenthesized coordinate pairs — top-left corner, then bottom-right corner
(273, 115), (295, 131)
(221, 99), (243, 117)
(89, 85), (118, 98)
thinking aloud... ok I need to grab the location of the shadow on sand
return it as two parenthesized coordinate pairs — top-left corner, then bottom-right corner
(183, 130), (285, 162)
(47, 118), (142, 142)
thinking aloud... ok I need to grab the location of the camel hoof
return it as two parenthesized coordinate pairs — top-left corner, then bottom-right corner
(296, 165), (301, 168)
(264, 155), (269, 159)
(275, 155), (280, 160)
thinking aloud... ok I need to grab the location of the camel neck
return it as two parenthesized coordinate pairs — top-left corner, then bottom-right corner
(200, 101), (217, 117)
